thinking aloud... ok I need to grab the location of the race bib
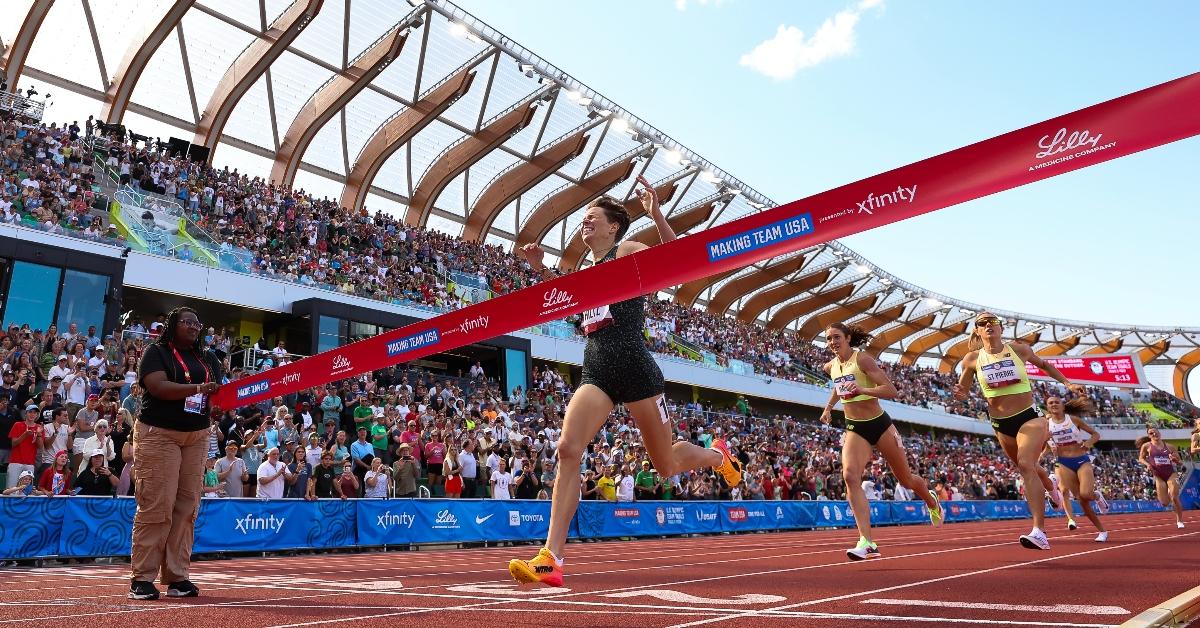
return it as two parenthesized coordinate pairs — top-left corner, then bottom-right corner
(833, 374), (858, 399)
(581, 305), (614, 335)
(1049, 427), (1078, 446)
(184, 393), (206, 414)
(1152, 455), (1171, 466)
(980, 359), (1020, 389)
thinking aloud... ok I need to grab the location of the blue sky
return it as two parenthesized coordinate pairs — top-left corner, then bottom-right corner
(457, 0), (1199, 327)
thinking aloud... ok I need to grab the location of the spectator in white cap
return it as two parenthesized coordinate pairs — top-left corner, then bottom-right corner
(48, 354), (71, 381)
(77, 417), (116, 474)
(76, 448), (117, 496)
(2, 469), (49, 496)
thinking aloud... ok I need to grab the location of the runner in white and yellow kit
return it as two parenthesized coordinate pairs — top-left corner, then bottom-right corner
(821, 322), (943, 561)
(954, 312), (1084, 550)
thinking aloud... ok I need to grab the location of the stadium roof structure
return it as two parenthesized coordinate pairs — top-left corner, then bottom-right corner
(4, 0), (1198, 399)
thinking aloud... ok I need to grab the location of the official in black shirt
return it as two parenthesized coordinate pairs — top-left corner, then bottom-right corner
(129, 307), (223, 601)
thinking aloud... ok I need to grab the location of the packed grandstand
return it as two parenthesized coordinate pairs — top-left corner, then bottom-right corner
(0, 0), (1197, 517)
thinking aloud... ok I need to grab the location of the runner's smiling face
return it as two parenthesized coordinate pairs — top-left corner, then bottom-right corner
(824, 326), (850, 357)
(1045, 396), (1064, 417)
(580, 206), (616, 247)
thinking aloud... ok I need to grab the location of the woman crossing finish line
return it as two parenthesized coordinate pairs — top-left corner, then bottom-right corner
(819, 323), (943, 561)
(954, 312), (1083, 550)
(507, 176), (743, 587)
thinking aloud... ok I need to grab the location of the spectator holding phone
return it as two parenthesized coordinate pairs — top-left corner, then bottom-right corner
(76, 449), (117, 496)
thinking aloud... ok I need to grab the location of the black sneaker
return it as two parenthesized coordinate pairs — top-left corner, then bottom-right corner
(128, 580), (160, 600)
(166, 580), (200, 598)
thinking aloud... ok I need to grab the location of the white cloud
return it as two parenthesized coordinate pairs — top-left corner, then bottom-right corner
(739, 1), (883, 80)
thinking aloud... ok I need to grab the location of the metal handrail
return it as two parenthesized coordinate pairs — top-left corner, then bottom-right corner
(0, 91), (46, 120)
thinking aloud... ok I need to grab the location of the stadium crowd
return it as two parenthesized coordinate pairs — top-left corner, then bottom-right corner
(0, 109), (1178, 429)
(0, 314), (1175, 505)
(0, 110), (1187, 505)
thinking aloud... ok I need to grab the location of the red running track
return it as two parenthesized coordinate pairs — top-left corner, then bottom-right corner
(0, 511), (1194, 628)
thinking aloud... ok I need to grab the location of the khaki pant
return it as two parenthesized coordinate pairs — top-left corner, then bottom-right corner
(130, 421), (206, 584)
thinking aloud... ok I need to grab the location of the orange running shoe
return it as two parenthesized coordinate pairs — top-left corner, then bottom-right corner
(509, 547), (563, 587)
(712, 440), (743, 488)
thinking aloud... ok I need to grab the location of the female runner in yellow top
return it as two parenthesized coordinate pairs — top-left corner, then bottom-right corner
(821, 322), (944, 561)
(954, 312), (1084, 550)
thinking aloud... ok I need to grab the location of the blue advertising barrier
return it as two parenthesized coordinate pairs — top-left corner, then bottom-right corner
(356, 499), (552, 546)
(0, 496), (1179, 559)
(0, 497), (63, 559)
(1181, 472), (1199, 510)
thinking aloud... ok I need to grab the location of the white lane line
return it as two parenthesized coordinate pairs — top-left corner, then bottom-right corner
(663, 528), (1199, 628)
(862, 598), (1130, 615)
(263, 518), (1161, 628)
(3, 514), (1168, 625)
(603, 590), (786, 605)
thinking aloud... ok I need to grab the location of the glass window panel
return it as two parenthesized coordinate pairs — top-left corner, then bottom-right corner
(0, 1), (35, 47)
(56, 270), (109, 334)
(3, 261), (62, 331)
(346, 0), (402, 63)
(220, 73), (276, 150)
(290, 0), (346, 64)
(317, 315), (341, 353)
(26, 2), (103, 90)
(178, 12), (258, 114)
(91, 0), (165, 89)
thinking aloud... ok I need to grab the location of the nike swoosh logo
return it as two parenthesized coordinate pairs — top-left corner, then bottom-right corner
(475, 514), (494, 524)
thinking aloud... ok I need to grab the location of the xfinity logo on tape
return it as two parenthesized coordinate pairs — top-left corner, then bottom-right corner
(707, 214), (813, 262)
(236, 380), (270, 399)
(386, 329), (440, 357)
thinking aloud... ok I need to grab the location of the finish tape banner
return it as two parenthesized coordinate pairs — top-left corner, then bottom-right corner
(213, 72), (1200, 409)
(0, 497), (1169, 558)
(1026, 353), (1146, 388)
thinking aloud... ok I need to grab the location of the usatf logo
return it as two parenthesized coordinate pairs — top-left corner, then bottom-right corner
(376, 510), (416, 530)
(1030, 127), (1116, 171)
(386, 329), (440, 357)
(432, 509), (459, 529)
(331, 355), (353, 376)
(236, 380), (270, 399)
(234, 513), (285, 534)
(695, 510), (717, 522)
(541, 288), (577, 315)
(727, 507), (748, 522)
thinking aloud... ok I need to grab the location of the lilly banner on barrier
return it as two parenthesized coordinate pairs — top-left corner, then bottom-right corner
(215, 73), (1200, 409)
(0, 497), (1171, 559)
(1026, 353), (1146, 388)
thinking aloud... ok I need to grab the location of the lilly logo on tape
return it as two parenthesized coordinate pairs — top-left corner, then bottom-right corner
(707, 214), (813, 262)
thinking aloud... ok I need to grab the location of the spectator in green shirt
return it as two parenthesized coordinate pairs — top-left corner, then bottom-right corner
(353, 394), (374, 433)
(634, 460), (658, 500)
(370, 414), (389, 461)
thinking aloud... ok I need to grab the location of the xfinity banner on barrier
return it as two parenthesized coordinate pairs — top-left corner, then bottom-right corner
(215, 73), (1200, 410)
(1026, 353), (1146, 388)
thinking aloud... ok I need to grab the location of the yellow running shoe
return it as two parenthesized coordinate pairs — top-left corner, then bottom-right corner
(509, 547), (563, 587)
(712, 440), (743, 488)
(927, 490), (944, 527)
